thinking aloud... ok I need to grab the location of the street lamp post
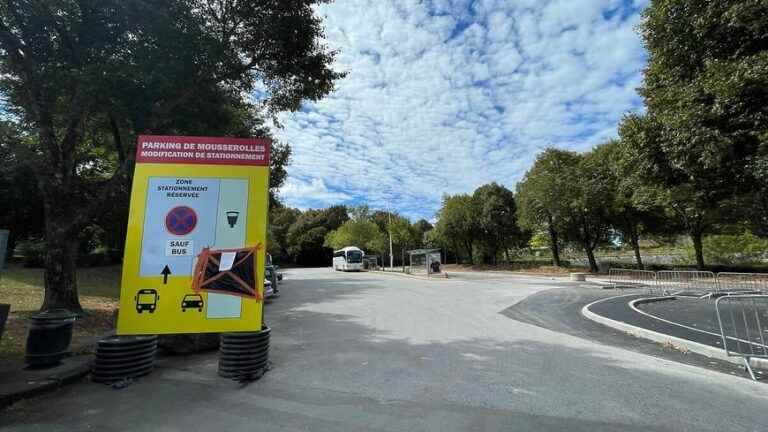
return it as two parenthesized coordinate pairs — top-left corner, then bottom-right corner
(386, 202), (394, 270)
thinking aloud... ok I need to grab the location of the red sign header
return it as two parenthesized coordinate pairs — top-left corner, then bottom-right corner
(136, 135), (270, 166)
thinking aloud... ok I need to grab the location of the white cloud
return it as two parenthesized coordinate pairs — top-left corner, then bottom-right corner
(279, 178), (352, 210)
(275, 0), (647, 219)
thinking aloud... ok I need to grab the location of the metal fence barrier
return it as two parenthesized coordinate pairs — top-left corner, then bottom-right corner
(716, 272), (768, 295)
(656, 270), (717, 297)
(608, 269), (657, 293)
(715, 295), (768, 380)
(608, 268), (768, 298)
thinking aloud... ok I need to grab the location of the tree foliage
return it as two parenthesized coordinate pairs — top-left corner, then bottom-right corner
(0, 122), (44, 252)
(0, 0), (345, 311)
(431, 183), (525, 265)
(413, 219), (434, 237)
(691, 232), (768, 266)
(565, 146), (618, 272)
(595, 140), (667, 269)
(516, 148), (617, 272)
(389, 216), (422, 255)
(286, 206), (348, 266)
(267, 204), (302, 263)
(516, 149), (579, 267)
(472, 183), (522, 264)
(435, 194), (479, 264)
(324, 204), (387, 256)
(615, 0), (768, 268)
(324, 219), (386, 253)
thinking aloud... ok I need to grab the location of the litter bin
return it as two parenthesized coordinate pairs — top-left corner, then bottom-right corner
(0, 304), (9, 342)
(0, 229), (9, 275)
(25, 309), (77, 368)
(430, 260), (441, 273)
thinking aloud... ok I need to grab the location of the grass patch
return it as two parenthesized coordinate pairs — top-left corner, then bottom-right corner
(0, 264), (121, 358)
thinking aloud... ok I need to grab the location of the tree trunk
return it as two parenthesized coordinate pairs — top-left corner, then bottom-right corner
(629, 229), (643, 269)
(452, 241), (461, 264)
(691, 231), (705, 270)
(585, 244), (599, 273)
(37, 150), (83, 313)
(464, 240), (474, 265)
(548, 223), (561, 267)
(41, 224), (82, 313)
(504, 246), (510, 263)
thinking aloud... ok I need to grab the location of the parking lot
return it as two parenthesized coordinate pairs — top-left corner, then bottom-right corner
(2, 268), (767, 431)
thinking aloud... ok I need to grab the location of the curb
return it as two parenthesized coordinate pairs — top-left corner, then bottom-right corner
(442, 270), (570, 280)
(370, 271), (448, 281)
(0, 358), (92, 409)
(581, 295), (744, 366)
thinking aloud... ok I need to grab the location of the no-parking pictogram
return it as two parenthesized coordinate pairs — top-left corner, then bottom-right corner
(165, 206), (198, 236)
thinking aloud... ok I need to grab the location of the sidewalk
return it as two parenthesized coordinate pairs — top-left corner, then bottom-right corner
(0, 354), (92, 409)
(371, 269), (449, 280)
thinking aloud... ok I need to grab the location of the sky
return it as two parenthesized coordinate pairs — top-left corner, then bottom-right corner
(274, 0), (650, 221)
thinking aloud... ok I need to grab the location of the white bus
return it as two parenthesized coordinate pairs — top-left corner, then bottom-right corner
(332, 246), (364, 271)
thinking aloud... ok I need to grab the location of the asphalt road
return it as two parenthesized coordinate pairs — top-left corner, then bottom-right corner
(1, 268), (767, 431)
(502, 288), (747, 377)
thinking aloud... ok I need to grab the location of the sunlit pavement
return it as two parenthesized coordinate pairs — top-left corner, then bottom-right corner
(1, 268), (767, 431)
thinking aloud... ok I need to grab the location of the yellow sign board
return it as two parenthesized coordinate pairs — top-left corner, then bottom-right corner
(117, 135), (270, 335)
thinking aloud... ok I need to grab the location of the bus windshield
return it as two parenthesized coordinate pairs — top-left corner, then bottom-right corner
(346, 250), (363, 263)
(138, 293), (156, 304)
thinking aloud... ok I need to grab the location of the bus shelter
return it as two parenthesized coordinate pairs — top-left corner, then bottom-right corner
(363, 255), (380, 271)
(407, 249), (442, 275)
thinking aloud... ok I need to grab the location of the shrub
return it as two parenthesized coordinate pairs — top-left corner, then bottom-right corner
(686, 232), (768, 266)
(14, 237), (46, 267)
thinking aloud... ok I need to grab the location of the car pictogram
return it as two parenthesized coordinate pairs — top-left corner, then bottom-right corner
(181, 294), (204, 312)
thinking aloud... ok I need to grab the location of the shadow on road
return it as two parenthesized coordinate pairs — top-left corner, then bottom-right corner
(1, 273), (765, 431)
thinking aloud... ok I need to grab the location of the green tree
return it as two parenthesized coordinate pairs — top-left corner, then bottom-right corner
(423, 219), (460, 264)
(590, 140), (667, 269)
(268, 141), (293, 207)
(348, 204), (372, 221)
(389, 216), (421, 256)
(516, 149), (579, 267)
(267, 204), (302, 263)
(324, 219), (386, 253)
(411, 219), (434, 251)
(287, 206), (348, 266)
(472, 182), (522, 264)
(0, 1), (344, 311)
(618, 115), (723, 269)
(564, 147), (616, 273)
(0, 122), (44, 253)
(370, 210), (424, 265)
(413, 219), (434, 238)
(435, 194), (478, 264)
(621, 0), (768, 268)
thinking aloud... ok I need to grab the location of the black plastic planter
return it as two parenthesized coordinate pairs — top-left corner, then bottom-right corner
(0, 304), (9, 342)
(218, 326), (270, 380)
(92, 335), (158, 384)
(25, 309), (76, 369)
